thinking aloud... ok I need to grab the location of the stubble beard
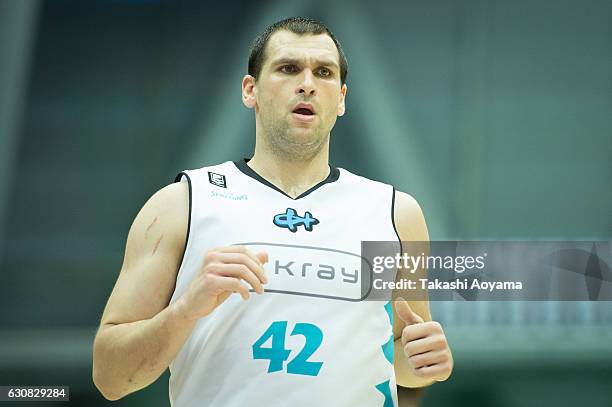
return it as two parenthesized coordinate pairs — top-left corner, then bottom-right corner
(261, 114), (330, 162)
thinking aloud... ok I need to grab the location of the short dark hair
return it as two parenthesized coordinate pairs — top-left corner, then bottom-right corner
(248, 17), (348, 85)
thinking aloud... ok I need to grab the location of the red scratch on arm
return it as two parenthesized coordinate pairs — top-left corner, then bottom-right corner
(152, 234), (163, 256)
(145, 216), (158, 237)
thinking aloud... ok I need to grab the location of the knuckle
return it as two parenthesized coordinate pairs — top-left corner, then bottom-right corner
(207, 272), (221, 282)
(238, 264), (252, 279)
(408, 354), (421, 367)
(402, 327), (415, 339)
(429, 336), (440, 347)
(232, 252), (246, 264)
(204, 251), (218, 264)
(200, 274), (215, 288)
(429, 321), (442, 331)
(206, 263), (221, 274)
(241, 253), (254, 265)
(434, 337), (446, 349)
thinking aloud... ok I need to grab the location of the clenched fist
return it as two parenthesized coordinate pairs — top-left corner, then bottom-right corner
(396, 297), (453, 382)
(175, 246), (268, 321)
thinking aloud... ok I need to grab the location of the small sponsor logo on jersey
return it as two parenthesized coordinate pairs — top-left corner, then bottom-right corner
(273, 208), (319, 232)
(210, 190), (248, 201)
(208, 172), (227, 188)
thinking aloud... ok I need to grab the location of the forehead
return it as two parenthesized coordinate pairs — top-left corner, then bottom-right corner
(263, 30), (340, 66)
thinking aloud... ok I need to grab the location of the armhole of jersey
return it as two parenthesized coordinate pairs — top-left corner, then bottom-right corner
(391, 187), (402, 246)
(391, 186), (403, 298)
(174, 171), (193, 280)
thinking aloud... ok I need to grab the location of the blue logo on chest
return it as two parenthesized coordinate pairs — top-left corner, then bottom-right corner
(273, 208), (319, 233)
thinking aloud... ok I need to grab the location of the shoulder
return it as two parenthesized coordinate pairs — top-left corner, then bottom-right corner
(143, 182), (189, 218)
(335, 168), (428, 239)
(393, 190), (429, 242)
(337, 167), (392, 192)
(129, 182), (189, 246)
(394, 190), (423, 221)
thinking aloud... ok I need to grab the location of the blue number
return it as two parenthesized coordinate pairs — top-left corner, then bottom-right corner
(252, 321), (323, 376)
(287, 323), (324, 376)
(252, 321), (291, 373)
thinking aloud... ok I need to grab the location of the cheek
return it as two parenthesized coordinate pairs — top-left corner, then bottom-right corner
(260, 88), (284, 112)
(322, 93), (343, 118)
(257, 93), (275, 115)
(323, 85), (343, 105)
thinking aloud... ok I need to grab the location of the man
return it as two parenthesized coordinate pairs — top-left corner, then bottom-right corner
(93, 17), (452, 406)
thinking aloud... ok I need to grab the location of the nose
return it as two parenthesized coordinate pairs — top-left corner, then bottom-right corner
(297, 69), (316, 96)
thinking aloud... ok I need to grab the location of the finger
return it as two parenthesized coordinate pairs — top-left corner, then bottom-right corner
(401, 321), (443, 344)
(408, 349), (448, 369)
(401, 322), (435, 344)
(256, 251), (269, 265)
(216, 252), (268, 285)
(216, 263), (264, 294)
(403, 336), (442, 357)
(215, 245), (265, 266)
(216, 291), (232, 306)
(395, 297), (424, 325)
(215, 276), (250, 300)
(210, 246), (269, 277)
(414, 362), (451, 380)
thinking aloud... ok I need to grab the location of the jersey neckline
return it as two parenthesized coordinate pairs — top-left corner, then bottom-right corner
(233, 158), (340, 200)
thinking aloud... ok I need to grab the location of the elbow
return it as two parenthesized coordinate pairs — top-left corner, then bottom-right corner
(92, 331), (125, 401)
(92, 367), (125, 401)
(99, 390), (123, 402)
(92, 349), (128, 401)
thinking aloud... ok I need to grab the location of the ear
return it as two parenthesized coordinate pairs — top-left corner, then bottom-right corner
(337, 83), (347, 117)
(242, 75), (257, 109)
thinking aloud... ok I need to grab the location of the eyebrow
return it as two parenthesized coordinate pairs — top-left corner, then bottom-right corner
(271, 57), (339, 70)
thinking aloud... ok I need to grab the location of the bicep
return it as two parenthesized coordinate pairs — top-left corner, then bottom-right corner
(99, 182), (189, 328)
(392, 190), (432, 339)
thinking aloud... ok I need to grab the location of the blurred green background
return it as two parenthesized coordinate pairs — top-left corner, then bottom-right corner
(0, 0), (610, 406)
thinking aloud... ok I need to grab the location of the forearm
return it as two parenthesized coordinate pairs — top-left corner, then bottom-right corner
(92, 300), (197, 400)
(393, 338), (435, 388)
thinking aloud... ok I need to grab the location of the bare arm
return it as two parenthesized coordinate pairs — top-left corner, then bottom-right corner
(92, 182), (269, 400)
(92, 182), (193, 400)
(392, 191), (453, 387)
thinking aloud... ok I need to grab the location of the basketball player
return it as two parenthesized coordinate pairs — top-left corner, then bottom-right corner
(93, 17), (453, 406)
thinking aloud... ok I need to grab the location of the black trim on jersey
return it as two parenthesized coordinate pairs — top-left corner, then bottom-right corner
(233, 158), (340, 200)
(391, 187), (402, 246)
(391, 188), (403, 306)
(174, 172), (192, 271)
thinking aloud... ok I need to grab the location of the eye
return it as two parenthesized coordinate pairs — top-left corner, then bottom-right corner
(317, 67), (332, 77)
(280, 64), (298, 73)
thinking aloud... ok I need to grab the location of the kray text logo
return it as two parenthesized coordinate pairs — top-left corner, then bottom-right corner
(273, 208), (319, 232)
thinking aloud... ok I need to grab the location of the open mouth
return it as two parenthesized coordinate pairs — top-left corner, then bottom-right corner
(293, 108), (314, 115)
(292, 103), (315, 116)
(291, 103), (316, 122)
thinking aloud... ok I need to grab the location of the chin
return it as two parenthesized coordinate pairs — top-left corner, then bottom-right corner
(286, 128), (325, 144)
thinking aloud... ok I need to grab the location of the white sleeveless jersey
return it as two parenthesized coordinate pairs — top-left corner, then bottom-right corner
(169, 159), (401, 407)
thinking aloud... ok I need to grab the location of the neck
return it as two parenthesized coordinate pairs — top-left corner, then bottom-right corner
(247, 139), (331, 199)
